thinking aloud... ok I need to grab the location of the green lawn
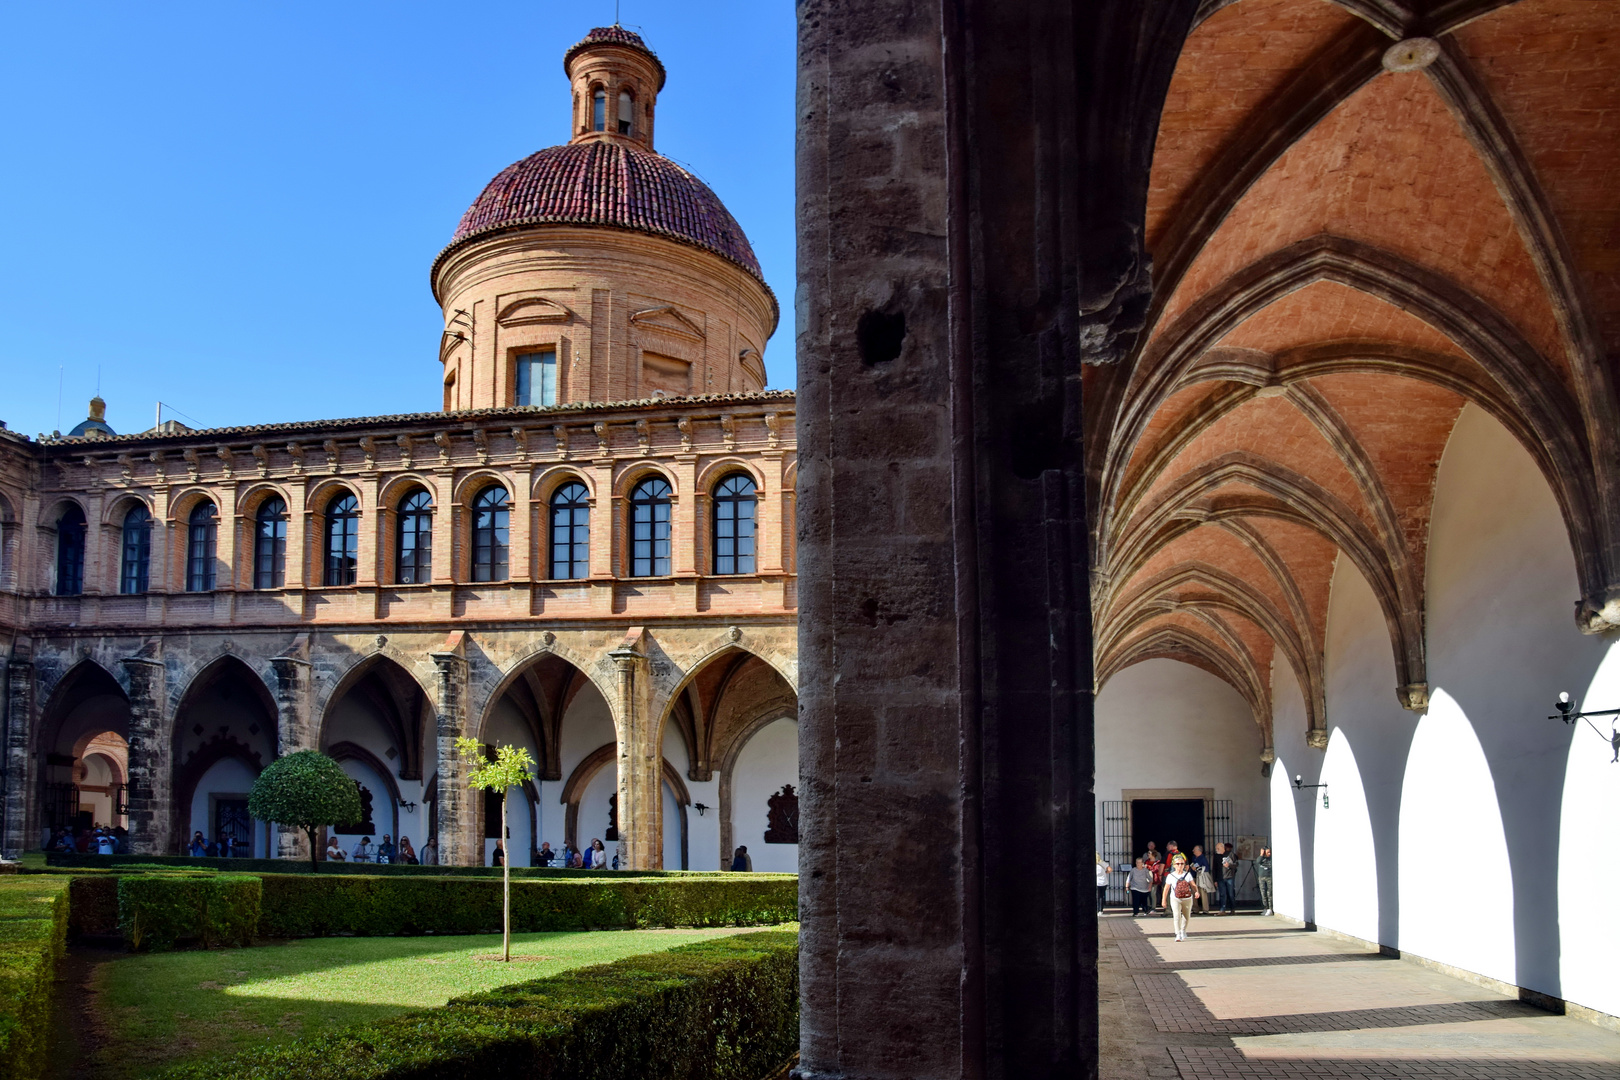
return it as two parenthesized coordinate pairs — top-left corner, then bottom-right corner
(82, 926), (775, 1078)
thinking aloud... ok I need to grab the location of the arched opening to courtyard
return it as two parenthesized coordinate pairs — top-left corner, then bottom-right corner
(170, 656), (278, 857)
(35, 660), (130, 850)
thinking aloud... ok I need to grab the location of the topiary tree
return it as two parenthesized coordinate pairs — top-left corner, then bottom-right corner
(247, 750), (362, 873)
(456, 737), (536, 961)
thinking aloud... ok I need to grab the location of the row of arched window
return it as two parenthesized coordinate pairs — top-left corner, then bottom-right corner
(56, 474), (760, 595)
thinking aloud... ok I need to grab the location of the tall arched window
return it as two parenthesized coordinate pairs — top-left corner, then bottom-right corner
(471, 485), (510, 582)
(712, 473), (757, 575)
(592, 88), (606, 131)
(120, 505), (151, 595)
(550, 481), (590, 580)
(618, 90), (634, 135)
(397, 488), (433, 584)
(324, 493), (360, 586)
(255, 497), (288, 589)
(186, 501), (218, 592)
(630, 476), (672, 577)
(54, 504), (86, 596)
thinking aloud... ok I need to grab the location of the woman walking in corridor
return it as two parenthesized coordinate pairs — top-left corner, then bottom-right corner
(1162, 853), (1198, 942)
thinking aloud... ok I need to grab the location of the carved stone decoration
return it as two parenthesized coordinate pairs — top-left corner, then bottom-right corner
(433, 431), (453, 466)
(511, 427), (529, 462)
(148, 449), (167, 484)
(1259, 746), (1276, 765)
(1306, 728), (1330, 750)
(594, 422), (610, 457)
(677, 416), (693, 453)
(635, 419), (651, 454)
(286, 442), (306, 475)
(764, 412), (781, 450)
(1397, 682), (1430, 712)
(720, 414), (736, 451)
(323, 439), (342, 474)
(359, 436), (377, 473)
(334, 780), (376, 835)
(764, 783), (799, 844)
(215, 445), (234, 481)
(117, 453), (135, 483)
(182, 448), (201, 482)
(552, 424), (569, 461)
(251, 444), (270, 478)
(727, 625), (743, 643)
(472, 429), (489, 465)
(396, 434), (414, 470)
(542, 631), (556, 646)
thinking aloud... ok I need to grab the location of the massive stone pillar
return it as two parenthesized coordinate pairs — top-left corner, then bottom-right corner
(430, 632), (476, 866)
(121, 651), (171, 855)
(796, 2), (1193, 1077)
(610, 629), (661, 870)
(270, 634), (315, 860)
(3, 652), (34, 859)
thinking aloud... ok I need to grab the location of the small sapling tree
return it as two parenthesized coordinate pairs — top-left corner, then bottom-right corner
(247, 749), (363, 873)
(456, 737), (536, 961)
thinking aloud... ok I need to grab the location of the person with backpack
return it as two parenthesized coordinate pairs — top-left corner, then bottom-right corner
(1162, 853), (1199, 942)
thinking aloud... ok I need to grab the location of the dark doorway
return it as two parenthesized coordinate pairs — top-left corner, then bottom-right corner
(1131, 798), (1204, 860)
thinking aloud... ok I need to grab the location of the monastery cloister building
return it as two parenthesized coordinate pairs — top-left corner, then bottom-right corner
(0, 27), (800, 875)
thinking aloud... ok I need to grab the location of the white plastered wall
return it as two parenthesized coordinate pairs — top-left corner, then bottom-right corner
(664, 722), (719, 870)
(483, 699), (543, 867)
(535, 683), (616, 856)
(730, 716), (798, 873)
(186, 757), (269, 857)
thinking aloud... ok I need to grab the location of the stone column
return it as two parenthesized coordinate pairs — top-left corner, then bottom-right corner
(2, 654), (34, 858)
(430, 633), (475, 865)
(121, 653), (171, 855)
(610, 632), (660, 870)
(269, 635), (315, 861)
(796, 2), (1192, 1077)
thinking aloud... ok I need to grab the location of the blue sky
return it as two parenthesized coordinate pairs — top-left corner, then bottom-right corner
(0, 2), (795, 440)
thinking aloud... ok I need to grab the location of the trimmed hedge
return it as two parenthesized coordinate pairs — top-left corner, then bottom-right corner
(0, 877), (71, 1080)
(45, 852), (729, 878)
(161, 930), (799, 1079)
(259, 873), (798, 938)
(118, 874), (262, 951)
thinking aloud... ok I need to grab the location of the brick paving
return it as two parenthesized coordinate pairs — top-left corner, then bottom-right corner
(1099, 911), (1620, 1079)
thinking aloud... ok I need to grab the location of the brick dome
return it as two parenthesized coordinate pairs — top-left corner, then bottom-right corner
(563, 26), (666, 89)
(440, 140), (766, 283)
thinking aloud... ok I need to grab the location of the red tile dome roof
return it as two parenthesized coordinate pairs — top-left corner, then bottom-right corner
(439, 140), (766, 284)
(564, 26), (666, 89)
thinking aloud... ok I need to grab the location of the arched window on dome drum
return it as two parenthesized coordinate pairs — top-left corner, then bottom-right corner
(712, 473), (757, 576)
(550, 481), (590, 580)
(120, 504), (151, 595)
(592, 88), (606, 132)
(516, 350), (557, 407)
(397, 488), (433, 584)
(471, 485), (510, 582)
(54, 504), (86, 596)
(618, 90), (634, 135)
(324, 493), (360, 587)
(254, 497), (287, 589)
(629, 477), (672, 577)
(186, 501), (218, 592)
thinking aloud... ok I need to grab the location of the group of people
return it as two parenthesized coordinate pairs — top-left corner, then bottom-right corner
(535, 838), (612, 868)
(185, 832), (253, 858)
(322, 833), (429, 864)
(1097, 841), (1277, 940)
(48, 824), (126, 855)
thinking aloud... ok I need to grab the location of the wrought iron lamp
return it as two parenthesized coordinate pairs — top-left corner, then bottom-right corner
(399, 799), (418, 813)
(1293, 774), (1329, 809)
(693, 802), (710, 817)
(1550, 692), (1620, 762)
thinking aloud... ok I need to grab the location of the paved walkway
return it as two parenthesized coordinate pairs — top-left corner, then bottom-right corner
(1099, 911), (1620, 1079)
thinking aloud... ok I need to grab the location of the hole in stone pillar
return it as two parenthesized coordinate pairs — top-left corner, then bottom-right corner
(857, 308), (905, 366)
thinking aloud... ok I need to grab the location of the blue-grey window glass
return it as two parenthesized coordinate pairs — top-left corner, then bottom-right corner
(186, 501), (218, 592)
(630, 476), (672, 577)
(472, 486), (510, 582)
(55, 504), (87, 596)
(516, 349), (557, 407)
(324, 493), (360, 586)
(119, 505), (151, 595)
(550, 481), (590, 580)
(712, 473), (757, 575)
(255, 497), (287, 589)
(397, 488), (433, 584)
(618, 90), (633, 135)
(592, 89), (606, 131)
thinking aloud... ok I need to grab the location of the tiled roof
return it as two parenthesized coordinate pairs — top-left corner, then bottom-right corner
(563, 26), (667, 89)
(32, 390), (797, 449)
(439, 141), (765, 285)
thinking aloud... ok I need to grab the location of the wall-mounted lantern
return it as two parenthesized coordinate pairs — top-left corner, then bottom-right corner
(693, 802), (710, 817)
(1293, 774), (1329, 809)
(399, 799), (418, 814)
(1551, 692), (1620, 762)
